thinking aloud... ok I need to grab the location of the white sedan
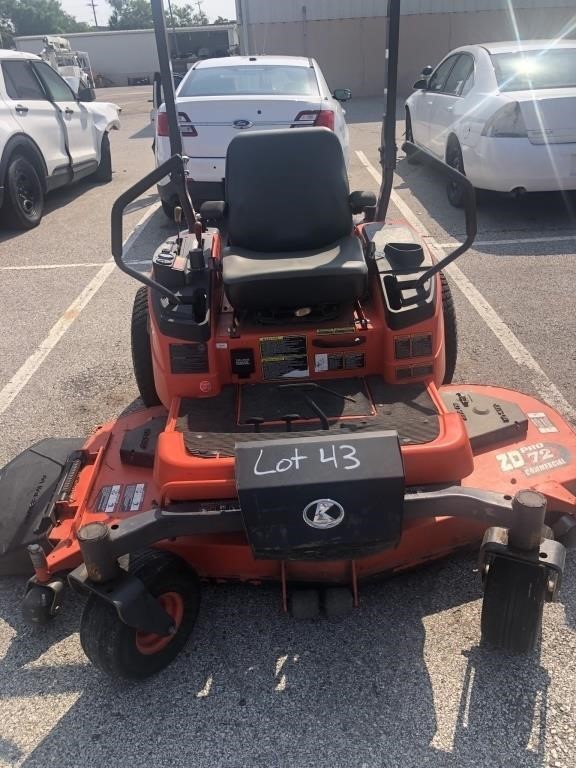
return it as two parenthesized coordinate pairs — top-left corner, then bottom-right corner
(405, 40), (576, 205)
(155, 55), (351, 218)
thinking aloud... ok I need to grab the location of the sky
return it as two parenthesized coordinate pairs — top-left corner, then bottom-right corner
(61, 0), (237, 26)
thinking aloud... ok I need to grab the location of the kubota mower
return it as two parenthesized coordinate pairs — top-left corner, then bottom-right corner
(1, 0), (576, 680)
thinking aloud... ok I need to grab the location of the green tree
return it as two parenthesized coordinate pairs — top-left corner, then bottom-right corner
(171, 4), (208, 26)
(108, 0), (208, 31)
(108, 0), (153, 29)
(213, 15), (231, 24)
(0, 0), (88, 47)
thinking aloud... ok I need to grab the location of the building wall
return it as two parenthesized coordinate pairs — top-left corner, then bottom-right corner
(239, 5), (576, 95)
(237, 0), (576, 23)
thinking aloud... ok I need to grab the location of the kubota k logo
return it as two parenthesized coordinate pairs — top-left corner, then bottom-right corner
(303, 499), (345, 529)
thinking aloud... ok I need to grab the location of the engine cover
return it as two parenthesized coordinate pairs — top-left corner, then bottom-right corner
(235, 431), (405, 560)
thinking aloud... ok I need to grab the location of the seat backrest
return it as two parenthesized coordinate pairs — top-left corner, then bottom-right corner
(225, 128), (352, 253)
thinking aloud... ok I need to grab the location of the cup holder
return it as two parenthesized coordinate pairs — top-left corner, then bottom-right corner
(384, 242), (424, 268)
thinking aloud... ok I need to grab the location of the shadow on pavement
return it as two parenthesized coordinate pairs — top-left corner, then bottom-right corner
(395, 154), (576, 253)
(0, 554), (554, 768)
(0, 177), (107, 244)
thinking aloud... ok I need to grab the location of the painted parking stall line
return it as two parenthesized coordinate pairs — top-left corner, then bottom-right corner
(0, 260), (154, 272)
(0, 262), (109, 271)
(355, 150), (576, 423)
(0, 203), (159, 417)
(436, 234), (576, 249)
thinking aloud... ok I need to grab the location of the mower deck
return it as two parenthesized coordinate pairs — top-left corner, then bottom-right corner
(3, 383), (575, 585)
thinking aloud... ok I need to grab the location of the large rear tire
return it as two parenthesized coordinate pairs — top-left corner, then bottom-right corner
(2, 154), (44, 230)
(80, 550), (200, 680)
(440, 272), (457, 384)
(481, 557), (546, 654)
(131, 286), (160, 406)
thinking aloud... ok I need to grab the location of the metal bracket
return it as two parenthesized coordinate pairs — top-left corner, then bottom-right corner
(479, 526), (566, 600)
(68, 563), (175, 636)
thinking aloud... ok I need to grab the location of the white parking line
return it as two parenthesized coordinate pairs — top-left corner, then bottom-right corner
(0, 263), (108, 271)
(0, 204), (159, 417)
(0, 260), (152, 271)
(436, 235), (576, 249)
(356, 150), (576, 422)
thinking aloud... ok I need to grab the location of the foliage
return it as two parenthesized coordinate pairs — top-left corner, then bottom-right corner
(0, 0), (88, 47)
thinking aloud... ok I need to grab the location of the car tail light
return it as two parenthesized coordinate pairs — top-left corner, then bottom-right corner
(156, 111), (198, 138)
(482, 102), (527, 138)
(315, 109), (335, 130)
(157, 111), (169, 136)
(293, 109), (335, 131)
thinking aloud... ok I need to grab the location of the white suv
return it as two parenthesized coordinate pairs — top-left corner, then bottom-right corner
(0, 50), (120, 230)
(155, 55), (351, 217)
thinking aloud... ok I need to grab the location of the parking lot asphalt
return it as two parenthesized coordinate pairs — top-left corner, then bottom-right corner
(0, 87), (575, 768)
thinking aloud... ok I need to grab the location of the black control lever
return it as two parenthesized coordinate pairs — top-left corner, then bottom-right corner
(401, 141), (477, 288)
(111, 155), (195, 305)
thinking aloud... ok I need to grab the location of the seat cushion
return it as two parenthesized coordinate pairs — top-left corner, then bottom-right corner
(222, 235), (368, 311)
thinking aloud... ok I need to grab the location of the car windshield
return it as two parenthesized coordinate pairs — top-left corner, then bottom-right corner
(179, 65), (320, 97)
(491, 49), (576, 91)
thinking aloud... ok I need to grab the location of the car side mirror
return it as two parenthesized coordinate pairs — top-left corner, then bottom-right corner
(413, 78), (428, 90)
(78, 86), (96, 102)
(421, 65), (433, 76)
(333, 88), (352, 102)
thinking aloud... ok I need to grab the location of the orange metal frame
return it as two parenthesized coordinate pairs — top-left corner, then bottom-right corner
(32, 221), (576, 595)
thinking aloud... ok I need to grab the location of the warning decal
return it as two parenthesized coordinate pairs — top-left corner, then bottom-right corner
(260, 335), (308, 380)
(496, 442), (570, 477)
(95, 485), (122, 514)
(527, 412), (559, 434)
(314, 352), (366, 373)
(122, 483), (146, 513)
(316, 326), (356, 335)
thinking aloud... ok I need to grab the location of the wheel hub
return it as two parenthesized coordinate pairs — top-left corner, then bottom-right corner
(135, 591), (183, 655)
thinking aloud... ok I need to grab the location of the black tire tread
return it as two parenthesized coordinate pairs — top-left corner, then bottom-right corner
(161, 200), (175, 221)
(481, 557), (546, 654)
(94, 133), (112, 183)
(80, 549), (200, 680)
(131, 286), (161, 406)
(2, 154), (44, 230)
(440, 272), (458, 384)
(446, 139), (465, 208)
(405, 109), (420, 165)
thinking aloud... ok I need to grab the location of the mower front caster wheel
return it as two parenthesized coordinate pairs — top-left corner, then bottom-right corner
(481, 557), (547, 654)
(80, 550), (200, 680)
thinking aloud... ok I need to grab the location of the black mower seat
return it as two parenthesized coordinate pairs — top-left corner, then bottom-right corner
(220, 127), (369, 311)
(223, 236), (365, 311)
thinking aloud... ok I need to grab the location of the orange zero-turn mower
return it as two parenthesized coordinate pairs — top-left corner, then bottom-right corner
(1, 0), (576, 680)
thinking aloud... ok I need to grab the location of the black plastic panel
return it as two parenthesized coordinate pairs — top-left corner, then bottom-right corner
(235, 431), (405, 560)
(120, 416), (167, 468)
(0, 438), (84, 575)
(170, 343), (209, 374)
(441, 390), (528, 450)
(363, 223), (436, 330)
